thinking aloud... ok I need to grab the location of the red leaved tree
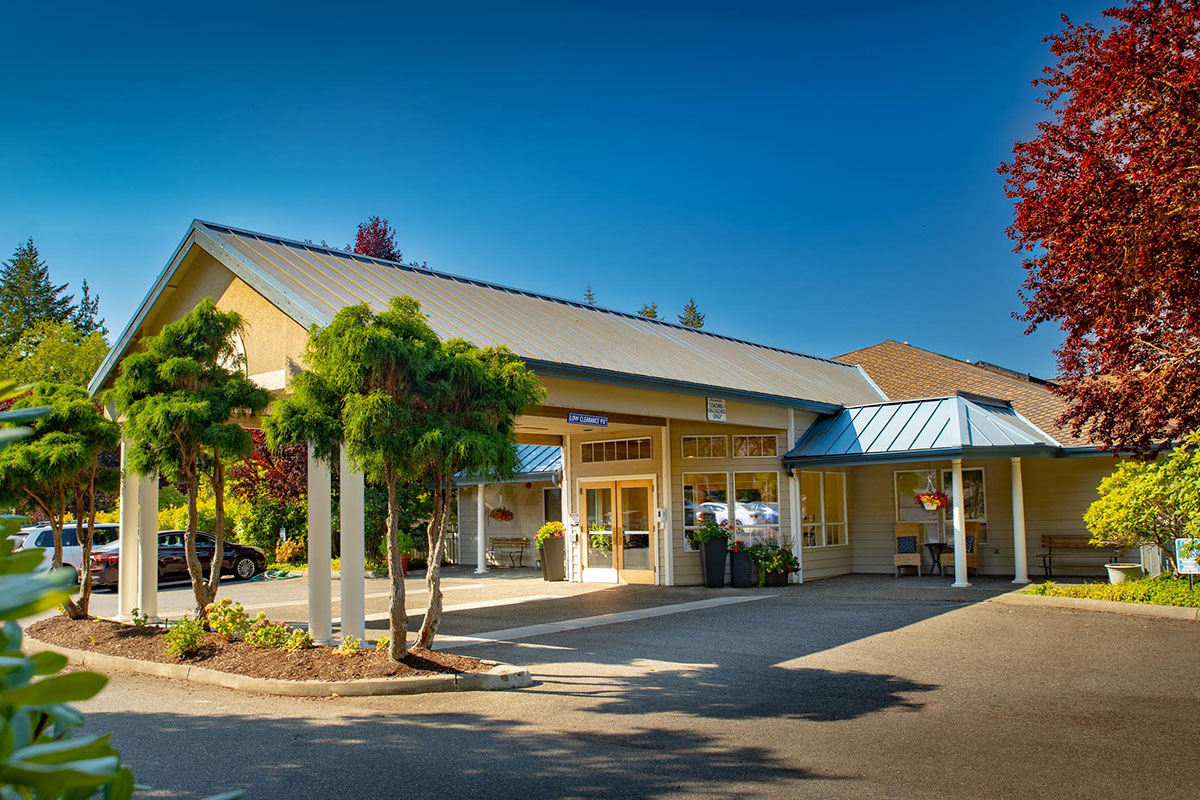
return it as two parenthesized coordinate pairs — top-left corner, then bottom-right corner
(999, 0), (1200, 455)
(352, 216), (404, 262)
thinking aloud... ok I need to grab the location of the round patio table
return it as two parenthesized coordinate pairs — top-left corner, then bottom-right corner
(923, 541), (948, 577)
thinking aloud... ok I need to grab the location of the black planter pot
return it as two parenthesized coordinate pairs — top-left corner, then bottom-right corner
(730, 549), (753, 588)
(699, 539), (728, 588)
(763, 570), (788, 588)
(539, 536), (566, 581)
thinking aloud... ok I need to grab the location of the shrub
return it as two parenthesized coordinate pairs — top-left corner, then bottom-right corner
(1026, 576), (1200, 608)
(375, 636), (389, 651)
(245, 613), (292, 648)
(334, 635), (362, 655)
(205, 597), (251, 640)
(688, 518), (732, 548)
(164, 617), (205, 657)
(130, 607), (149, 627)
(274, 538), (306, 564)
(283, 628), (314, 652)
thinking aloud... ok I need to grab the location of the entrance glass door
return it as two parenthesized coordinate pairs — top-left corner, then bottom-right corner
(580, 480), (656, 584)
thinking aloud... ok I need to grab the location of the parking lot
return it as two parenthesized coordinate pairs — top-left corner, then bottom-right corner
(72, 572), (1200, 799)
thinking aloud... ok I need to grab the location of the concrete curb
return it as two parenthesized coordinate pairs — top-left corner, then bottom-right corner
(24, 637), (533, 697)
(990, 590), (1200, 621)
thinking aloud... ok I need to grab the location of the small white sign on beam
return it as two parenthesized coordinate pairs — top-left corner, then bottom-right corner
(706, 397), (727, 422)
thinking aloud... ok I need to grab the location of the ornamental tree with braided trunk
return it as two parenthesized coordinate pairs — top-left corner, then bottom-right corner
(999, 0), (1200, 455)
(110, 299), (269, 617)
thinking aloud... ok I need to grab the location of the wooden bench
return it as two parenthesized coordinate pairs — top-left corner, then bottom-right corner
(1040, 534), (1124, 578)
(486, 537), (529, 568)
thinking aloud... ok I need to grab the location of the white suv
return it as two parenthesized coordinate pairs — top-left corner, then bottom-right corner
(22, 524), (121, 584)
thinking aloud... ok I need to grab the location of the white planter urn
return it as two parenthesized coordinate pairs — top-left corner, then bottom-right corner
(1105, 563), (1143, 584)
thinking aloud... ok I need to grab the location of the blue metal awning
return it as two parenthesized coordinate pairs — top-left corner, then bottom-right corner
(783, 392), (1063, 469)
(454, 444), (562, 486)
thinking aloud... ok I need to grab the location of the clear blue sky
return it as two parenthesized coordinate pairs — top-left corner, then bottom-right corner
(0, 1), (1107, 378)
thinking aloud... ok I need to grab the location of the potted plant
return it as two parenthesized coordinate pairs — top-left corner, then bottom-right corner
(748, 542), (799, 587)
(691, 518), (731, 588)
(396, 529), (415, 576)
(729, 540), (753, 588)
(914, 491), (951, 512)
(535, 521), (567, 581)
(1105, 562), (1143, 584)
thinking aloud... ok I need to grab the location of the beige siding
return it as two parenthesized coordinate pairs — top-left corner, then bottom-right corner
(457, 482), (554, 567)
(847, 456), (1120, 577)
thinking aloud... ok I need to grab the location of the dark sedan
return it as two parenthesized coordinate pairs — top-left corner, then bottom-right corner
(90, 530), (268, 589)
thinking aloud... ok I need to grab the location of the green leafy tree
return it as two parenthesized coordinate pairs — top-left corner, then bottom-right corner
(1084, 431), (1200, 572)
(266, 297), (438, 660)
(583, 284), (597, 305)
(0, 239), (74, 352)
(637, 302), (658, 319)
(413, 339), (543, 649)
(0, 383), (119, 618)
(678, 298), (705, 329)
(109, 298), (269, 616)
(0, 320), (109, 387)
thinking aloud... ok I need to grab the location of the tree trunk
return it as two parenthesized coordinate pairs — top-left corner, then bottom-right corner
(385, 475), (408, 661)
(183, 470), (213, 617)
(417, 475), (451, 649)
(63, 493), (89, 620)
(206, 455), (225, 601)
(51, 486), (65, 570)
(79, 465), (98, 618)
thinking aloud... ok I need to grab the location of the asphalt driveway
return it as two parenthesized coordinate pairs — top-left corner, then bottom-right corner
(71, 573), (1200, 799)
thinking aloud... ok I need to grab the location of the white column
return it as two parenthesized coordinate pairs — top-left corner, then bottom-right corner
(788, 409), (803, 584)
(117, 437), (139, 620)
(950, 458), (970, 587)
(136, 474), (158, 619)
(660, 423), (673, 586)
(339, 445), (366, 641)
(307, 444), (333, 645)
(1011, 457), (1029, 584)
(561, 434), (575, 581)
(475, 484), (488, 574)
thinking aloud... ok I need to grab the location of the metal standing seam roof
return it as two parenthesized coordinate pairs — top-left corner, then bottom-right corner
(89, 220), (886, 409)
(454, 444), (562, 486)
(783, 393), (1063, 467)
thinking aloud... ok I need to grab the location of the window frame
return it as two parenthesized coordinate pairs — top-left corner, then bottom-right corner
(732, 434), (778, 458)
(732, 470), (782, 547)
(680, 434), (728, 459)
(941, 466), (988, 544)
(800, 469), (850, 549)
(682, 471), (732, 552)
(581, 437), (653, 464)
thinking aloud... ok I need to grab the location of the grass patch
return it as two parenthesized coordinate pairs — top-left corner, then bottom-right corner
(1025, 575), (1200, 608)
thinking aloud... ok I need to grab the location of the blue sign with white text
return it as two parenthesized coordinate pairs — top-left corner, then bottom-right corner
(567, 412), (608, 427)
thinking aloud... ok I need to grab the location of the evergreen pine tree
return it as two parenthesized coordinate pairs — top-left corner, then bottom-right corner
(0, 239), (73, 351)
(70, 279), (106, 336)
(583, 284), (597, 305)
(678, 298), (705, 329)
(637, 302), (659, 319)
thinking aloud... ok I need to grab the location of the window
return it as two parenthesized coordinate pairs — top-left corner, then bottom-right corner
(942, 467), (988, 543)
(543, 487), (562, 524)
(894, 469), (939, 542)
(681, 435), (727, 459)
(683, 472), (727, 551)
(734, 471), (781, 546)
(581, 437), (652, 463)
(733, 434), (778, 458)
(800, 470), (849, 548)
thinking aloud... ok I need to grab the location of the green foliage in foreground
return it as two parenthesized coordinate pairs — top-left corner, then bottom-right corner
(1026, 576), (1200, 608)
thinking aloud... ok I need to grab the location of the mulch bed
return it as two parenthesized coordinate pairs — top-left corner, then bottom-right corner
(26, 616), (490, 682)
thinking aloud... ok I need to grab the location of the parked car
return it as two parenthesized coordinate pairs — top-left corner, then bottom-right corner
(742, 501), (780, 525)
(23, 523), (121, 584)
(90, 530), (267, 590)
(692, 502), (761, 529)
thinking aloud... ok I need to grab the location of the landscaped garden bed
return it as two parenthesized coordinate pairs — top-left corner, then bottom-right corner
(1025, 576), (1200, 608)
(26, 615), (489, 682)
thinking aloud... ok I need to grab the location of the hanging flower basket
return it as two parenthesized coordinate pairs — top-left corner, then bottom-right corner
(489, 506), (514, 523)
(914, 491), (950, 511)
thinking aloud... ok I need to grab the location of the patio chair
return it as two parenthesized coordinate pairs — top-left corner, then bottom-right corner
(942, 522), (980, 577)
(894, 523), (922, 577)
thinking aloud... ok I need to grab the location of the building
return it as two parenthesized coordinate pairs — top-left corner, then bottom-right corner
(89, 221), (1124, 639)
